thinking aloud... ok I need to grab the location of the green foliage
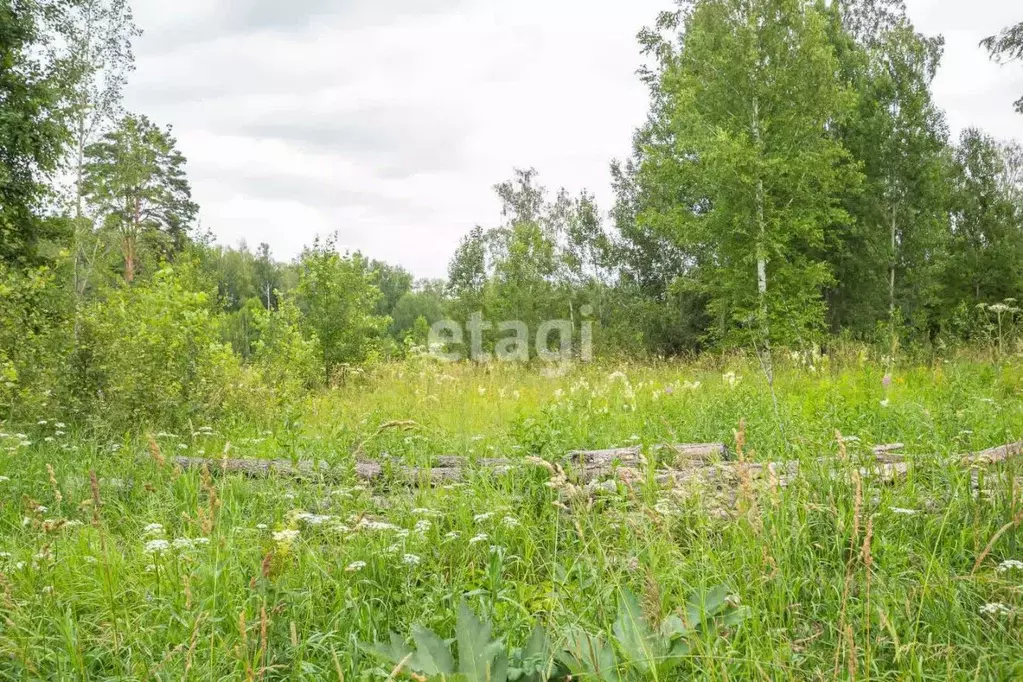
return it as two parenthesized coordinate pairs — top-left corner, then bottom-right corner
(982, 21), (1023, 113)
(0, 262), (71, 418)
(943, 129), (1023, 313)
(295, 235), (390, 380)
(251, 296), (321, 399)
(82, 113), (198, 282)
(623, 0), (860, 347)
(365, 588), (746, 681)
(0, 0), (76, 267)
(827, 5), (950, 337)
(559, 587), (747, 680)
(364, 600), (526, 681)
(74, 264), (242, 427)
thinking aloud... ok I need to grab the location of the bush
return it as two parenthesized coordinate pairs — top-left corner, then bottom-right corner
(0, 264), (72, 420)
(75, 265), (243, 428)
(251, 297), (322, 401)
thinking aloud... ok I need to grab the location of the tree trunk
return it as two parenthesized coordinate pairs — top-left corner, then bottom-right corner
(752, 96), (770, 350)
(889, 205), (897, 351)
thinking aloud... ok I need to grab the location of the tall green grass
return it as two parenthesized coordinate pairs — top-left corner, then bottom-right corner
(1, 354), (1022, 679)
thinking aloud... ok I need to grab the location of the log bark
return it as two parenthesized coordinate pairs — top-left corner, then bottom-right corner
(172, 441), (1023, 493)
(173, 455), (512, 485)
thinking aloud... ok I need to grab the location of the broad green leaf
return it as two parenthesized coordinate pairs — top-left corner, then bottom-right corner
(455, 600), (505, 682)
(558, 627), (621, 682)
(685, 585), (729, 630)
(659, 614), (687, 641)
(411, 624), (455, 675)
(361, 632), (413, 666)
(612, 588), (659, 672)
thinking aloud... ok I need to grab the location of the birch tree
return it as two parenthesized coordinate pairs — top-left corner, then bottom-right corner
(634, 0), (859, 347)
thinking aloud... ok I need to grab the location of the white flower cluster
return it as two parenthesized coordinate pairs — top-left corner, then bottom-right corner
(171, 538), (210, 550)
(144, 539), (171, 554)
(979, 602), (1013, 616)
(273, 530), (300, 543)
(356, 519), (401, 532)
(292, 512), (334, 526)
(997, 559), (1023, 573)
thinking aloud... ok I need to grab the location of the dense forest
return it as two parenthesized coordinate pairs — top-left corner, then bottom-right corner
(2, 0), (1022, 427)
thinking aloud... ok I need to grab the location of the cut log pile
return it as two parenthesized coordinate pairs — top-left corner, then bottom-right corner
(172, 441), (1023, 498)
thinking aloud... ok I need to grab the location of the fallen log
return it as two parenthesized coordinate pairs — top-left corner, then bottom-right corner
(566, 443), (728, 468)
(172, 455), (513, 485)
(961, 441), (1023, 466)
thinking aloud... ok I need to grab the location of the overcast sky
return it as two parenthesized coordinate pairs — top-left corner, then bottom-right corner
(124, 0), (1023, 279)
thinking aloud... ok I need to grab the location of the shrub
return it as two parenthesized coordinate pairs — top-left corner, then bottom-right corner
(75, 265), (242, 427)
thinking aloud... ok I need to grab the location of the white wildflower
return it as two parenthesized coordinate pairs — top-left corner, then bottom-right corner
(345, 561), (367, 573)
(293, 512), (333, 526)
(402, 553), (421, 566)
(997, 560), (1023, 573)
(0, 476), (9, 483)
(37, 420), (47, 426)
(444, 531), (461, 542)
(357, 519), (400, 532)
(473, 512), (494, 523)
(980, 602), (1012, 616)
(502, 516), (520, 529)
(255, 524), (268, 530)
(272, 530), (300, 543)
(55, 423), (65, 429)
(44, 437), (55, 443)
(177, 443), (188, 450)
(469, 533), (489, 545)
(880, 399), (890, 408)
(414, 519), (432, 534)
(478, 386), (487, 396)
(891, 507), (919, 516)
(172, 538), (210, 550)
(144, 539), (170, 553)
(83, 556), (98, 564)
(14, 562), (25, 571)
(142, 523), (165, 537)
(412, 508), (442, 517)
(723, 371), (739, 388)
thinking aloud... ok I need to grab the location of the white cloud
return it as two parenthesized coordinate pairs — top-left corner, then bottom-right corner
(124, 0), (1023, 278)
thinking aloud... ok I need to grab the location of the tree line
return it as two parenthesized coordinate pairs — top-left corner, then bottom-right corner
(1, 0), (1022, 425)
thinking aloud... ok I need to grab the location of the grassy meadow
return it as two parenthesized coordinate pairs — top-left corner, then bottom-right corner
(2, 352), (1023, 679)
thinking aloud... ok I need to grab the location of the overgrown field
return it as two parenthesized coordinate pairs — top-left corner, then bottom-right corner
(3, 355), (1023, 679)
